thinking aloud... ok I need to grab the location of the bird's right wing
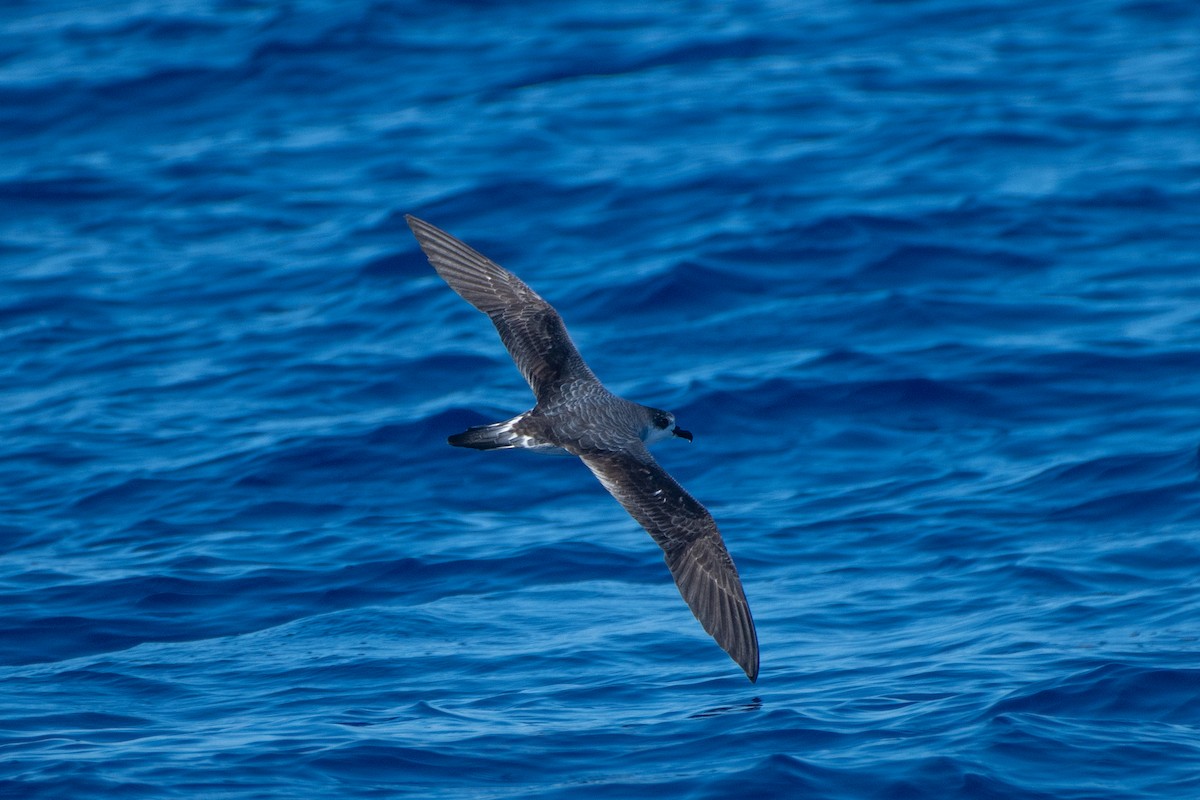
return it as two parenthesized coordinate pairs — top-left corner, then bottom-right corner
(407, 215), (597, 401)
(579, 446), (759, 682)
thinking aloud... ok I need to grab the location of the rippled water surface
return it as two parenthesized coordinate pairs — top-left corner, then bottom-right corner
(3, 1), (1199, 798)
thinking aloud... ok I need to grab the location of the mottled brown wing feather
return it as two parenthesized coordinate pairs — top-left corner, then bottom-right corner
(580, 447), (759, 682)
(407, 215), (597, 401)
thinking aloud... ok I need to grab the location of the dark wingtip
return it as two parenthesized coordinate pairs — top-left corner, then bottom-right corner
(407, 214), (444, 239)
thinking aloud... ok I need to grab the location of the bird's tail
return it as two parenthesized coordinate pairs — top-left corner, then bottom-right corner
(448, 415), (528, 450)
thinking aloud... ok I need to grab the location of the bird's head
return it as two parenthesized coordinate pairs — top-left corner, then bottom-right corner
(644, 408), (693, 445)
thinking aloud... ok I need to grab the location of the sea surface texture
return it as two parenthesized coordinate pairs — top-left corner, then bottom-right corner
(2, 1), (1199, 798)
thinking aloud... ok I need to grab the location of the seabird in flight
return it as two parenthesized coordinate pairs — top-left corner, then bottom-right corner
(408, 215), (759, 682)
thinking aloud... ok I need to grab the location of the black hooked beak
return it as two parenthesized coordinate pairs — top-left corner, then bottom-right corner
(673, 426), (693, 442)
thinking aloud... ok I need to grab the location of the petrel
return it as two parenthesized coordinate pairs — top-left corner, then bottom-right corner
(408, 215), (759, 682)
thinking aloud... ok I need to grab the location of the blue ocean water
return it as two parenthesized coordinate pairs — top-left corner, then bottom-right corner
(2, 0), (1199, 797)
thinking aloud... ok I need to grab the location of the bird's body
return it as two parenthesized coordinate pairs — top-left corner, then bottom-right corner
(408, 215), (759, 682)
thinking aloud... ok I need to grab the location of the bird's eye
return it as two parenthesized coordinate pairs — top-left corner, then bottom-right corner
(656, 416), (670, 429)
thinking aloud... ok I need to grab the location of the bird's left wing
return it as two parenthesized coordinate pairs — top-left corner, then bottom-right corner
(407, 215), (598, 402)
